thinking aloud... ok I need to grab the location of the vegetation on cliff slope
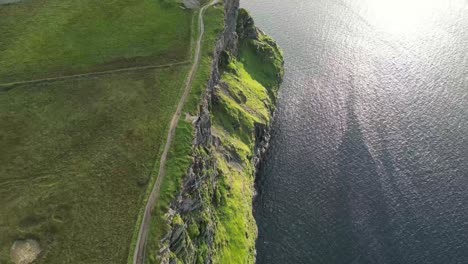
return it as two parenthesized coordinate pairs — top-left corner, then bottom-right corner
(210, 26), (283, 263)
(153, 8), (284, 264)
(0, 0), (196, 263)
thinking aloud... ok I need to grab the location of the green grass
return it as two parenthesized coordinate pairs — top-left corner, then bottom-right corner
(212, 59), (272, 145)
(239, 37), (284, 93)
(213, 155), (257, 264)
(0, 66), (191, 264)
(0, 0), (192, 82)
(209, 51), (278, 264)
(0, 0), (197, 263)
(183, 6), (225, 114)
(144, 4), (225, 263)
(145, 120), (194, 263)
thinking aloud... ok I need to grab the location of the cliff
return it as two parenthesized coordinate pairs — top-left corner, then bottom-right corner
(157, 2), (284, 263)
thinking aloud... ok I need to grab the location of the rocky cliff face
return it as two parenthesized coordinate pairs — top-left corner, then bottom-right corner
(193, 0), (239, 148)
(157, 1), (283, 263)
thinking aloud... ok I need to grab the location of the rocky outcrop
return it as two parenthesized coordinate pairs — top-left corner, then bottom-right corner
(157, 2), (283, 263)
(10, 239), (41, 264)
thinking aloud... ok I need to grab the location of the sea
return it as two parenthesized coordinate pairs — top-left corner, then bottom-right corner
(242, 0), (468, 263)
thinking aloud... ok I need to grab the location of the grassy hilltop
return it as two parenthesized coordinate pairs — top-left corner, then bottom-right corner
(0, 0), (197, 263)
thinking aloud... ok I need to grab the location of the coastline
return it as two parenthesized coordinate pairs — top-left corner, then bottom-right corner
(150, 1), (284, 262)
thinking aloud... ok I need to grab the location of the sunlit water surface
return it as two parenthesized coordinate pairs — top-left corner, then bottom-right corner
(242, 0), (468, 263)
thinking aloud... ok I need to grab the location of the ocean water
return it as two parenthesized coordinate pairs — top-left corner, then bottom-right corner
(242, 0), (468, 263)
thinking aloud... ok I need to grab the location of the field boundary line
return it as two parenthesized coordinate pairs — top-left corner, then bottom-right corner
(0, 60), (191, 89)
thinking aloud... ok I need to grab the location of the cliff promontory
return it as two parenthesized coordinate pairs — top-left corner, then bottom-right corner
(156, 2), (284, 263)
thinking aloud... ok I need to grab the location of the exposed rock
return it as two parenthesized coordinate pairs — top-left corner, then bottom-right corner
(170, 226), (185, 246)
(193, 0), (240, 147)
(237, 9), (261, 40)
(253, 122), (271, 170)
(183, 0), (199, 9)
(179, 197), (196, 213)
(212, 135), (222, 148)
(193, 106), (211, 146)
(10, 239), (41, 264)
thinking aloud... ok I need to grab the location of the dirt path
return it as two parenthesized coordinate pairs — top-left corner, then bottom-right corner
(132, 1), (217, 263)
(0, 61), (191, 90)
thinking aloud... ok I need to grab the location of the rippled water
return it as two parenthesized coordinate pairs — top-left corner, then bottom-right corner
(242, 0), (468, 263)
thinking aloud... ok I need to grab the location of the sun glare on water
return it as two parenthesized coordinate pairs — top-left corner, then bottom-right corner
(362, 0), (464, 35)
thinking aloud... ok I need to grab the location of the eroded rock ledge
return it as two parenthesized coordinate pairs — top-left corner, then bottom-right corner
(158, 2), (284, 263)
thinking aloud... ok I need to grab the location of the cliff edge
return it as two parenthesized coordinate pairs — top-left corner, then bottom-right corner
(157, 2), (284, 263)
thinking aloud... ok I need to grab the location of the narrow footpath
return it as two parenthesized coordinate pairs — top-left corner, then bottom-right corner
(132, 1), (217, 263)
(0, 61), (190, 90)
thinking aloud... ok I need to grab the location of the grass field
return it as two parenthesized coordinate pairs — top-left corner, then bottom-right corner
(0, 67), (190, 264)
(0, 0), (192, 82)
(0, 0), (195, 263)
